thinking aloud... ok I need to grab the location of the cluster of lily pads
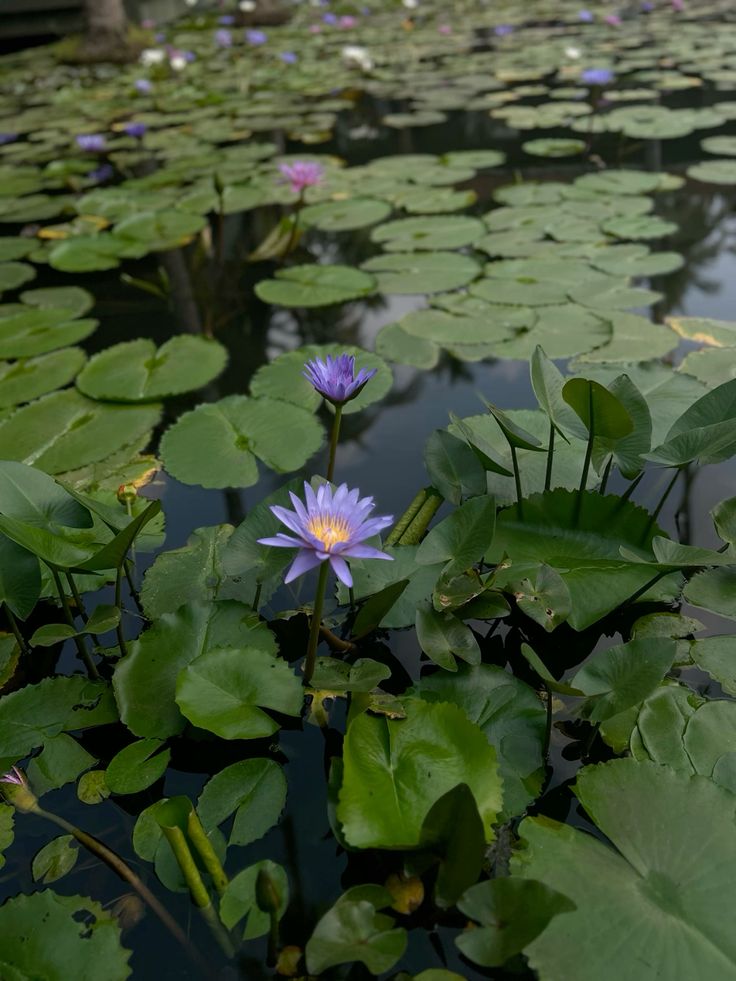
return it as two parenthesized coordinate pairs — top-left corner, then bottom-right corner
(1, 0), (736, 978)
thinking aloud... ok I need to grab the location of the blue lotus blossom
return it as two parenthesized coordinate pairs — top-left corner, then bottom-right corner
(246, 29), (268, 45)
(323, 12), (338, 24)
(578, 8), (594, 20)
(258, 481), (393, 586)
(215, 28), (233, 47)
(87, 163), (114, 184)
(218, 14), (235, 25)
(303, 354), (377, 406)
(0, 133), (17, 145)
(123, 122), (147, 138)
(280, 51), (298, 63)
(76, 134), (106, 153)
(581, 67), (615, 85)
(134, 79), (153, 94)
(494, 23), (514, 35)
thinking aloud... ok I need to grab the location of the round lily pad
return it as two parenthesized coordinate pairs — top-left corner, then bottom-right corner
(0, 347), (86, 409)
(300, 198), (391, 231)
(76, 336), (228, 403)
(687, 160), (736, 185)
(250, 344), (391, 415)
(255, 265), (376, 307)
(370, 215), (486, 252)
(160, 395), (324, 489)
(360, 252), (480, 294)
(0, 262), (36, 294)
(522, 139), (586, 158)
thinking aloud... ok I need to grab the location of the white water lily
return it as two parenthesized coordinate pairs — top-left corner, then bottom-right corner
(239, 0), (256, 10)
(342, 44), (373, 72)
(565, 46), (582, 59)
(402, 0), (419, 8)
(170, 54), (188, 71)
(139, 48), (166, 67)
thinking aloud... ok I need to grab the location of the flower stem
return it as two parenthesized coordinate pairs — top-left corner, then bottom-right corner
(643, 468), (680, 541)
(4, 603), (29, 656)
(510, 444), (523, 518)
(304, 561), (329, 686)
(282, 193), (304, 259)
(49, 566), (99, 680)
(576, 386), (595, 524)
(599, 456), (613, 495)
(115, 567), (128, 659)
(65, 572), (88, 623)
(544, 422), (555, 492)
(326, 404), (343, 483)
(32, 805), (212, 976)
(186, 808), (229, 898)
(385, 488), (427, 546)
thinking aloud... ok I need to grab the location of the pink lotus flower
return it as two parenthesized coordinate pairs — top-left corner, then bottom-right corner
(438, 23), (452, 34)
(278, 160), (325, 195)
(604, 12), (622, 24)
(0, 766), (24, 787)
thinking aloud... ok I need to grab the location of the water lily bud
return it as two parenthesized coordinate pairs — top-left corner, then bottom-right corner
(117, 484), (137, 506)
(1, 768), (38, 813)
(385, 872), (424, 914)
(276, 945), (302, 976)
(256, 866), (282, 914)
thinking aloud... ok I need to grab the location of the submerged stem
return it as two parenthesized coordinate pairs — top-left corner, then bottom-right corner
(34, 806), (211, 976)
(114, 567), (127, 659)
(49, 566), (99, 680)
(65, 572), (88, 624)
(304, 561), (330, 686)
(599, 456), (613, 495)
(4, 603), (29, 656)
(644, 468), (680, 540)
(576, 387), (595, 523)
(326, 404), (343, 483)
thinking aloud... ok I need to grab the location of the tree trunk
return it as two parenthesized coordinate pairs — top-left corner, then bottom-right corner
(78, 0), (135, 62)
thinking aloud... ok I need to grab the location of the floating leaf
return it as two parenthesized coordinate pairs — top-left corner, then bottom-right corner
(361, 251), (480, 294)
(255, 264), (375, 307)
(198, 758), (287, 846)
(76, 336), (227, 403)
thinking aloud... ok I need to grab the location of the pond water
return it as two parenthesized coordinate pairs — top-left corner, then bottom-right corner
(2, 3), (736, 979)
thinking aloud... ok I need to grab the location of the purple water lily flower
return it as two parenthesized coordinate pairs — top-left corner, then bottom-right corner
(218, 14), (236, 25)
(215, 28), (233, 47)
(258, 481), (393, 587)
(76, 133), (106, 153)
(304, 353), (377, 406)
(581, 67), (615, 85)
(604, 12), (622, 25)
(246, 29), (268, 45)
(134, 78), (153, 94)
(578, 8), (594, 20)
(87, 162), (114, 183)
(0, 133), (18, 145)
(123, 122), (147, 138)
(323, 12), (338, 24)
(280, 51), (298, 63)
(494, 24), (514, 35)
(0, 766), (24, 787)
(339, 15), (357, 28)
(278, 160), (324, 194)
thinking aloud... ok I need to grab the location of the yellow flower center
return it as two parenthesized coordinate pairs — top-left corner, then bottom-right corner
(307, 513), (351, 551)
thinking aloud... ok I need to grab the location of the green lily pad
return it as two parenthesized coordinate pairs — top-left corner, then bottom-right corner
(0, 262), (35, 294)
(522, 138), (586, 158)
(361, 251), (480, 294)
(0, 390), (160, 475)
(160, 394), (323, 489)
(0, 348), (86, 409)
(250, 344), (391, 415)
(687, 159), (736, 185)
(76, 336), (228, 403)
(300, 198), (391, 231)
(255, 264), (376, 307)
(370, 215), (485, 252)
(0, 307), (97, 358)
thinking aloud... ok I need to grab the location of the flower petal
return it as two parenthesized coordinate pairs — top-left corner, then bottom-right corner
(340, 544), (393, 561)
(329, 554), (353, 587)
(284, 549), (325, 583)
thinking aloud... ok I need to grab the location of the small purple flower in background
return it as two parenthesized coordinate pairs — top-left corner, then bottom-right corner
(0, 133), (18, 145)
(246, 29), (268, 45)
(280, 51), (298, 64)
(581, 67), (615, 86)
(309, 24), (322, 33)
(278, 160), (324, 194)
(323, 12), (338, 24)
(141, 18), (156, 29)
(672, 0), (684, 9)
(258, 481), (393, 587)
(76, 133), (106, 153)
(215, 28), (233, 47)
(438, 23), (452, 34)
(134, 78), (153, 94)
(155, 31), (166, 43)
(88, 163), (114, 184)
(641, 1), (654, 10)
(0, 767), (24, 787)
(184, 50), (197, 62)
(494, 24), (514, 36)
(339, 15), (357, 28)
(218, 14), (235, 24)
(304, 353), (377, 406)
(604, 12), (622, 24)
(123, 122), (147, 138)
(578, 8), (594, 20)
